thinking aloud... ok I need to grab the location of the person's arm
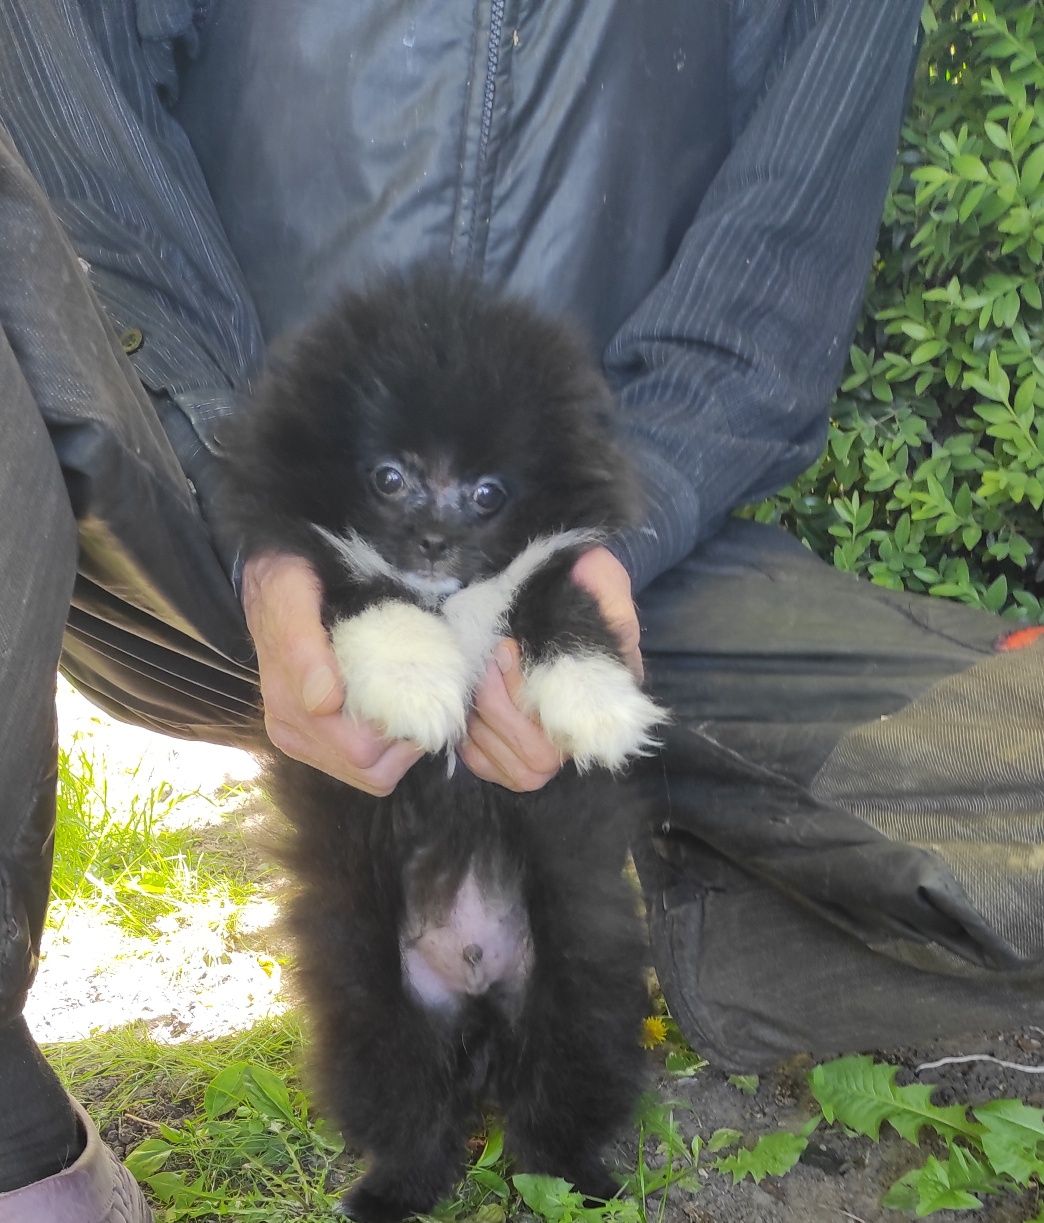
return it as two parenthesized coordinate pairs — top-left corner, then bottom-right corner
(606, 0), (923, 592)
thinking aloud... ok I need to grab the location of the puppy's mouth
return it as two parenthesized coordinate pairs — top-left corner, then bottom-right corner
(311, 524), (469, 602)
(401, 569), (463, 598)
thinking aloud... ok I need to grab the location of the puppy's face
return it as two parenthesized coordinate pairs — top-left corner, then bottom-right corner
(241, 272), (637, 588)
(351, 447), (513, 591)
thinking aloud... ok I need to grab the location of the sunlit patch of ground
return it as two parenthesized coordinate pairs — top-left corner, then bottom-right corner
(26, 677), (285, 1045)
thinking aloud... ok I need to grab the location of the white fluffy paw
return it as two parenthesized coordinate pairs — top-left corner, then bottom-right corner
(330, 601), (470, 752)
(519, 651), (666, 772)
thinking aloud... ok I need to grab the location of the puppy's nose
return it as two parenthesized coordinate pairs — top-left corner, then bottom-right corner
(418, 533), (448, 558)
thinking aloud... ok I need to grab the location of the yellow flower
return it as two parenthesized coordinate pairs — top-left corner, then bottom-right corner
(639, 1015), (668, 1049)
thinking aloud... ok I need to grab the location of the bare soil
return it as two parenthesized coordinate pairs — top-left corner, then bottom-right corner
(631, 1029), (1043, 1222)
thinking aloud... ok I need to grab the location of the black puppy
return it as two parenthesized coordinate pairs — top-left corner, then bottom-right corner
(223, 268), (665, 1222)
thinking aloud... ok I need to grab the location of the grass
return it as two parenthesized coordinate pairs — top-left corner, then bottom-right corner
(47, 1016), (700, 1223)
(49, 1017), (352, 1221)
(51, 736), (257, 939)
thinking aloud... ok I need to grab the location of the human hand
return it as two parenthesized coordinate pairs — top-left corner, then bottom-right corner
(458, 546), (642, 790)
(242, 553), (424, 796)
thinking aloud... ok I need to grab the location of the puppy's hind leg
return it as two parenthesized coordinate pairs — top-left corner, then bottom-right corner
(330, 1012), (472, 1223)
(339, 1124), (468, 1223)
(285, 849), (472, 1221)
(502, 974), (647, 1202)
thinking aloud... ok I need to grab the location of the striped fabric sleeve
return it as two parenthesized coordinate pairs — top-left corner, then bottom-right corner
(0, 0), (262, 409)
(605, 0), (923, 593)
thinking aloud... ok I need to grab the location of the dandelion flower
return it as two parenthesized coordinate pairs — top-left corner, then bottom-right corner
(639, 1015), (668, 1049)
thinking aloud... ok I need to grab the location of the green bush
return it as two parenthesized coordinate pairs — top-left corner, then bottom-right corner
(748, 0), (1044, 619)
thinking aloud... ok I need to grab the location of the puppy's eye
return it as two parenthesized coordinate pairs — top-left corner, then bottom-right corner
(472, 479), (507, 515)
(373, 465), (405, 496)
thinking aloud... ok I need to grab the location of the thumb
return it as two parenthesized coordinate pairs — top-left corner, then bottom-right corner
(301, 661), (343, 715)
(492, 638), (525, 703)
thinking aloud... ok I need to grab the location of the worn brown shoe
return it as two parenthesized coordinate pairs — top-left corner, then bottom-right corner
(0, 1100), (153, 1223)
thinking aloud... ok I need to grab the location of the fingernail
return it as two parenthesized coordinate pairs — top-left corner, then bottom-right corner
(494, 642), (514, 674)
(301, 665), (337, 712)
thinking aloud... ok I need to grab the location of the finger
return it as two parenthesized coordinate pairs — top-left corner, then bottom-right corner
(464, 714), (558, 791)
(457, 737), (506, 786)
(267, 714), (424, 795)
(491, 639), (524, 701)
(244, 554), (346, 717)
(346, 740), (426, 796)
(472, 654), (562, 776)
(459, 724), (556, 792)
(571, 547), (644, 680)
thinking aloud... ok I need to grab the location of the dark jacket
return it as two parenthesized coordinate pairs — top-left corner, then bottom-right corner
(2, 0), (923, 590)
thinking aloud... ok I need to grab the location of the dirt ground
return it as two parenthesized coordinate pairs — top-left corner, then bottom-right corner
(638, 1027), (1043, 1222)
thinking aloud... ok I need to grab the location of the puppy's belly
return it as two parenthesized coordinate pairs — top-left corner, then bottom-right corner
(400, 868), (532, 1011)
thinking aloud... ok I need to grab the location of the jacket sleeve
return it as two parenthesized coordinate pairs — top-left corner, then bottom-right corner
(605, 0), (923, 592)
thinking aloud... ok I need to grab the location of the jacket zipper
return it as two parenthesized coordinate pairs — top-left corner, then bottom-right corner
(465, 0), (506, 267)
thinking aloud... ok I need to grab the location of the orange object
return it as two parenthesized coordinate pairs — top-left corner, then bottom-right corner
(996, 625), (1044, 652)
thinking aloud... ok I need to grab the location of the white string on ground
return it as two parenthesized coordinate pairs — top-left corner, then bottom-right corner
(915, 1053), (1044, 1075)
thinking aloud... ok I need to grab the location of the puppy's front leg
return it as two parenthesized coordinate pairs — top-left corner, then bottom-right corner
(330, 598), (471, 753)
(507, 555), (666, 772)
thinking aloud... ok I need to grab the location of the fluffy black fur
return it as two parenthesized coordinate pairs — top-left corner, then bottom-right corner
(223, 268), (653, 1221)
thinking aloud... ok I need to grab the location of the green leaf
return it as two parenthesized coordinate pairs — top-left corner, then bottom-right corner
(708, 1128), (743, 1153)
(988, 350), (1010, 401)
(808, 1056), (975, 1144)
(871, 377), (894, 403)
(512, 1174), (585, 1221)
(124, 1138), (172, 1179)
(1014, 374), (1038, 417)
(728, 1074), (759, 1096)
(241, 1064), (298, 1127)
(973, 1098), (1044, 1185)
(914, 368), (935, 395)
(965, 371), (1009, 404)
(958, 182), (989, 223)
(983, 574), (1008, 613)
(910, 339), (945, 364)
(912, 164), (951, 187)
(713, 1118), (819, 1186)
(665, 1048), (707, 1077)
(204, 1061), (253, 1119)
(983, 120), (1010, 152)
(475, 1126), (504, 1168)
(883, 1149), (999, 1216)
(831, 429), (858, 464)
(470, 1167), (510, 1198)
(953, 153), (990, 182)
(1022, 142), (1044, 194)
(142, 1171), (222, 1206)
